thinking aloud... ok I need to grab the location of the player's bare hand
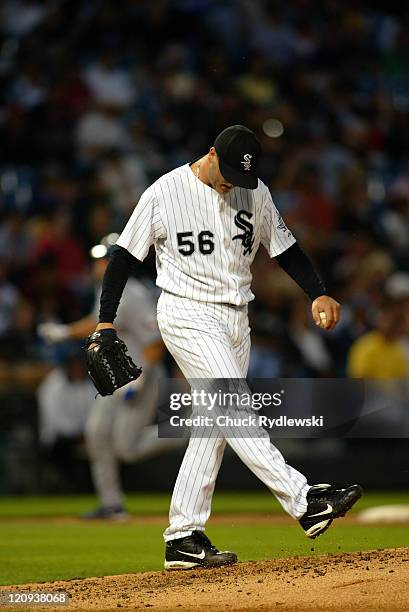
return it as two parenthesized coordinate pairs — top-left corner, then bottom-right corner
(311, 296), (340, 331)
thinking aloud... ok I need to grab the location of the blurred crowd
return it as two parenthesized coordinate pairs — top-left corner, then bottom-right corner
(1, 0), (409, 387)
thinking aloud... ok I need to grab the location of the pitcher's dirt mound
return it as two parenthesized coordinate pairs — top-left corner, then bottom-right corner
(2, 547), (408, 611)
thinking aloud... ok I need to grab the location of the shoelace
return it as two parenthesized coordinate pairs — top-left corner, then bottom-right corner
(308, 488), (345, 513)
(193, 530), (218, 552)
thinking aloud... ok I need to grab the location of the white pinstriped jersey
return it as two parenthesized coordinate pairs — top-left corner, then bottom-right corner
(116, 163), (295, 306)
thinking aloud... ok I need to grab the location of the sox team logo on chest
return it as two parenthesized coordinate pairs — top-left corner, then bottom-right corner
(241, 154), (252, 171)
(233, 210), (255, 256)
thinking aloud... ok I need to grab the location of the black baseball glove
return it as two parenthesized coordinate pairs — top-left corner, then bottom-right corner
(85, 328), (142, 396)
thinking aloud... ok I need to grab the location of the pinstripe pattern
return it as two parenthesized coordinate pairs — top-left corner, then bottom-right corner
(158, 292), (309, 540)
(116, 164), (295, 305)
(116, 162), (307, 542)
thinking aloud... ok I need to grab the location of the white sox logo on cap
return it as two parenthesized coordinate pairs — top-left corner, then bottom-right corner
(214, 125), (260, 188)
(241, 154), (252, 171)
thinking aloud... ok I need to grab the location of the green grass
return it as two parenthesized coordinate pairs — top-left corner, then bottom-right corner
(1, 522), (408, 586)
(0, 491), (409, 585)
(1, 490), (409, 517)
(1, 522), (165, 585)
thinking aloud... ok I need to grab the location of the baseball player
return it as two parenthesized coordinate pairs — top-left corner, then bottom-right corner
(92, 125), (362, 565)
(39, 234), (178, 519)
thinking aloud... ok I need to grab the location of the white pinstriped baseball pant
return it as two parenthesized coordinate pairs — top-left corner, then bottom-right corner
(157, 291), (309, 541)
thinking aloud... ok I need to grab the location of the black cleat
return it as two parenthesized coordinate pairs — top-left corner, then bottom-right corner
(165, 530), (237, 570)
(299, 483), (363, 539)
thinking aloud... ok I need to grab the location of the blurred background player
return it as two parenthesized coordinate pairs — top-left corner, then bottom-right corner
(38, 234), (179, 519)
(37, 341), (94, 491)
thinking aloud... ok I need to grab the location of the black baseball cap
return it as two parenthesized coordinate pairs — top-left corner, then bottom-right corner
(214, 125), (261, 189)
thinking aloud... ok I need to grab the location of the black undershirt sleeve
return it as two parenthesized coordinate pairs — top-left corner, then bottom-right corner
(99, 245), (139, 323)
(274, 242), (326, 301)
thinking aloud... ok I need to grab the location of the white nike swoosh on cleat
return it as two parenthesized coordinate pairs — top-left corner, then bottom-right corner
(177, 549), (206, 559)
(309, 504), (333, 517)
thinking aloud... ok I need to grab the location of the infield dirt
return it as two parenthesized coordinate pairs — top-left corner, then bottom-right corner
(2, 547), (408, 611)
